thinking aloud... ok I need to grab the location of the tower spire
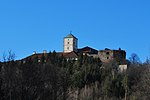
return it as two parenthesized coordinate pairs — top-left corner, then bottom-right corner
(70, 30), (72, 34)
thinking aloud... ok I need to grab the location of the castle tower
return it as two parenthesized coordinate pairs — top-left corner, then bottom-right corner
(64, 33), (78, 52)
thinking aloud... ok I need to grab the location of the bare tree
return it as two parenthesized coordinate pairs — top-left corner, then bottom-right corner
(2, 50), (15, 62)
(129, 53), (141, 65)
(1, 50), (16, 100)
(7, 50), (15, 61)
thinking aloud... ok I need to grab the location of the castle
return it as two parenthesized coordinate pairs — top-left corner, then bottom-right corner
(63, 33), (126, 63)
(22, 33), (126, 65)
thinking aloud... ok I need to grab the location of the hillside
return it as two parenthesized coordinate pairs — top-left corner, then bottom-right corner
(0, 51), (150, 100)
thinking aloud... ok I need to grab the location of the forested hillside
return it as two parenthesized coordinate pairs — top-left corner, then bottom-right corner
(0, 51), (150, 100)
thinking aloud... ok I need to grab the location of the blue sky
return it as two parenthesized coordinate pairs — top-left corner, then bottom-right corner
(0, 0), (150, 62)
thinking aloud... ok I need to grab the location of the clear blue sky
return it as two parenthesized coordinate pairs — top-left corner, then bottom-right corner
(0, 0), (150, 62)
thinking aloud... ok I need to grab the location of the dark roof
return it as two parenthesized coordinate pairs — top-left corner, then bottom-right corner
(64, 34), (77, 39)
(78, 46), (98, 54)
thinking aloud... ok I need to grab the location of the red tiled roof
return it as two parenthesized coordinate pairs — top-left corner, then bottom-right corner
(57, 51), (78, 58)
(22, 51), (78, 61)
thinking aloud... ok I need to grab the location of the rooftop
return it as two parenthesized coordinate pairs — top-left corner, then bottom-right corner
(64, 33), (77, 39)
(22, 51), (78, 61)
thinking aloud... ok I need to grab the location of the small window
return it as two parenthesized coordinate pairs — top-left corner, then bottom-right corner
(106, 52), (109, 55)
(68, 42), (69, 44)
(107, 57), (109, 59)
(67, 47), (69, 50)
(68, 39), (69, 41)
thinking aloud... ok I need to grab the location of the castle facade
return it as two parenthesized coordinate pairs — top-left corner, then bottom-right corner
(22, 33), (126, 64)
(63, 33), (126, 63)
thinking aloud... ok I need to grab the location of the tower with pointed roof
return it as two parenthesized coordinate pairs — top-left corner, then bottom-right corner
(64, 33), (78, 52)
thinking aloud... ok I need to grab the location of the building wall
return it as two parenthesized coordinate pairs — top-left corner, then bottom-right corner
(73, 38), (78, 52)
(64, 37), (78, 52)
(98, 49), (126, 63)
(118, 65), (127, 72)
(113, 50), (126, 62)
(98, 50), (114, 62)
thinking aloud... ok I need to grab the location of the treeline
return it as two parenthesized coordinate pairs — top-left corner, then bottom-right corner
(0, 51), (150, 100)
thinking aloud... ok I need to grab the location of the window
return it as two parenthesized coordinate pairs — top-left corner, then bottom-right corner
(68, 39), (69, 41)
(107, 57), (109, 59)
(68, 42), (69, 44)
(67, 47), (69, 50)
(106, 52), (109, 55)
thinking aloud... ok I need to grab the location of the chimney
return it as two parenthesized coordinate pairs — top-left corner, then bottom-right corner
(33, 51), (36, 54)
(43, 50), (47, 54)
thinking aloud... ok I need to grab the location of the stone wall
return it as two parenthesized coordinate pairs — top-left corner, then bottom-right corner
(98, 49), (126, 63)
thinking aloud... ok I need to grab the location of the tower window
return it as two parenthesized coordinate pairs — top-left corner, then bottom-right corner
(67, 47), (69, 50)
(68, 42), (69, 44)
